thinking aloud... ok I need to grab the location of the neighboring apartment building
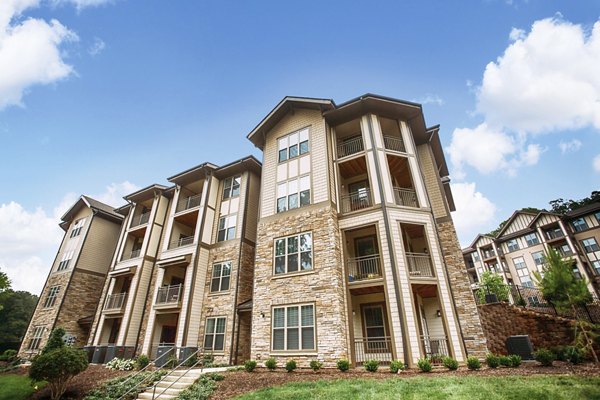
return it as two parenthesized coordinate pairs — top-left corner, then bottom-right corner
(19, 196), (123, 358)
(87, 156), (261, 364)
(247, 94), (487, 368)
(463, 202), (600, 298)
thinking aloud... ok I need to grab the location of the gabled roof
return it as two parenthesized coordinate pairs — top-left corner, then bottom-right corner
(214, 155), (262, 179)
(528, 211), (562, 228)
(467, 234), (496, 250)
(59, 195), (123, 231)
(167, 162), (219, 185)
(564, 200), (600, 219)
(495, 210), (537, 238)
(124, 184), (168, 203)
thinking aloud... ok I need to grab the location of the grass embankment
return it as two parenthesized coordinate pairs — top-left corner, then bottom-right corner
(0, 374), (44, 400)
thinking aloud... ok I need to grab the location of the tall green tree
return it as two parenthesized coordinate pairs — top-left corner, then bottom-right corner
(0, 268), (10, 312)
(476, 271), (510, 303)
(0, 290), (38, 344)
(534, 248), (598, 364)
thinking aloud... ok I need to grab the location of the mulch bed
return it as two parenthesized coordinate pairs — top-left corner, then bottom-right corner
(212, 362), (600, 399)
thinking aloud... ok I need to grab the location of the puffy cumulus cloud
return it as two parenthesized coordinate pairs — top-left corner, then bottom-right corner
(52, 0), (114, 10)
(0, 0), (78, 110)
(0, 181), (138, 294)
(558, 139), (582, 154)
(450, 182), (498, 246)
(594, 154), (600, 173)
(478, 17), (600, 134)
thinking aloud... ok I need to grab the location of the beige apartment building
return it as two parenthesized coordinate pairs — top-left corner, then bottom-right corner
(20, 93), (487, 368)
(19, 196), (122, 358)
(463, 202), (600, 298)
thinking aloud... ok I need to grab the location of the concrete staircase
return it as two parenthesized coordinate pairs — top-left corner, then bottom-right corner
(137, 367), (228, 399)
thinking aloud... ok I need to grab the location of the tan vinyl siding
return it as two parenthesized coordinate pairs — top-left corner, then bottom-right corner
(499, 213), (536, 237)
(244, 171), (260, 242)
(416, 144), (447, 219)
(77, 216), (121, 274)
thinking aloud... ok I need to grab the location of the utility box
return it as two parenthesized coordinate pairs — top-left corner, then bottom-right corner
(92, 345), (107, 364)
(123, 346), (135, 360)
(104, 345), (117, 363)
(83, 346), (95, 363)
(506, 335), (534, 360)
(179, 347), (198, 364)
(155, 346), (176, 367)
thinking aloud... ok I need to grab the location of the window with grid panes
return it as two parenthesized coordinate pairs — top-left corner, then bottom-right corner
(506, 239), (519, 252)
(57, 250), (74, 271)
(274, 232), (312, 275)
(272, 304), (315, 351)
(595, 212), (600, 224)
(581, 238), (600, 253)
(217, 215), (236, 242)
(222, 175), (241, 199)
(43, 286), (60, 308)
(276, 175), (310, 213)
(532, 251), (544, 266)
(278, 128), (309, 163)
(524, 233), (539, 246)
(572, 218), (588, 232)
(210, 262), (231, 292)
(203, 317), (226, 351)
(592, 260), (600, 275)
(70, 218), (86, 238)
(513, 256), (527, 270)
(27, 326), (45, 350)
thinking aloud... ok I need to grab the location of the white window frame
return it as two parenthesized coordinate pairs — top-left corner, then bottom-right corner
(532, 251), (544, 266)
(276, 175), (311, 213)
(272, 303), (315, 351)
(520, 275), (534, 288)
(217, 215), (236, 242)
(28, 326), (45, 350)
(210, 262), (231, 293)
(43, 286), (60, 308)
(203, 317), (226, 352)
(524, 233), (539, 247)
(274, 232), (313, 275)
(581, 237), (600, 253)
(70, 218), (86, 238)
(592, 260), (600, 275)
(222, 175), (241, 200)
(513, 256), (527, 270)
(278, 128), (309, 163)
(57, 250), (74, 271)
(506, 239), (519, 252)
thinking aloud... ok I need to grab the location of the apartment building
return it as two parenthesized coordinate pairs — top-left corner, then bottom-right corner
(463, 202), (600, 297)
(19, 196), (122, 358)
(247, 94), (487, 368)
(87, 156), (260, 364)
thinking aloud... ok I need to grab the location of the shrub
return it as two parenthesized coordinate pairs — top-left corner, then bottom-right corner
(83, 370), (165, 400)
(202, 353), (215, 367)
(533, 348), (555, 367)
(508, 354), (522, 367)
(164, 355), (179, 369)
(30, 347), (88, 400)
(499, 355), (511, 367)
(42, 327), (66, 354)
(417, 358), (432, 372)
(565, 346), (585, 364)
(105, 357), (136, 371)
(183, 354), (198, 367)
(244, 360), (257, 372)
(265, 357), (277, 370)
(135, 354), (149, 370)
(0, 349), (17, 362)
(309, 360), (323, 372)
(336, 359), (350, 372)
(551, 346), (568, 361)
(389, 360), (405, 373)
(486, 353), (500, 368)
(442, 356), (459, 371)
(204, 373), (224, 381)
(364, 359), (379, 372)
(466, 356), (481, 370)
(285, 359), (297, 372)
(177, 376), (216, 400)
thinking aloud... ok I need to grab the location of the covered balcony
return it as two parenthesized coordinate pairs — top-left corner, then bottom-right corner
(129, 198), (153, 231)
(338, 156), (374, 214)
(120, 232), (144, 261)
(155, 265), (185, 310)
(103, 275), (131, 314)
(175, 180), (204, 215)
(413, 284), (450, 364)
(167, 211), (198, 251)
(344, 226), (383, 285)
(401, 224), (434, 278)
(335, 119), (364, 159)
(387, 155), (418, 208)
(380, 116), (407, 153)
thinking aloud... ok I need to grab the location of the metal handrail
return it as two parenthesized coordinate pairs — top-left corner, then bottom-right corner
(151, 349), (205, 400)
(104, 292), (127, 310)
(337, 136), (364, 158)
(131, 212), (151, 228)
(116, 345), (176, 400)
(341, 188), (372, 213)
(383, 135), (406, 152)
(393, 187), (418, 207)
(406, 252), (434, 277)
(347, 255), (382, 282)
(155, 284), (183, 305)
(177, 194), (202, 213)
(168, 236), (194, 249)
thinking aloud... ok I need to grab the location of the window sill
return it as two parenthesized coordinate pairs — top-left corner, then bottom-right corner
(271, 270), (316, 280)
(270, 351), (317, 356)
(208, 290), (232, 297)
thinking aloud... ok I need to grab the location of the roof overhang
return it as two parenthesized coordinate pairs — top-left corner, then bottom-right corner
(124, 184), (168, 203)
(167, 162), (219, 186)
(214, 155), (262, 179)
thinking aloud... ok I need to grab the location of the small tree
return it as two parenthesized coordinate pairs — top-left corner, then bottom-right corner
(476, 271), (509, 303)
(42, 327), (66, 354)
(534, 248), (598, 364)
(29, 347), (88, 400)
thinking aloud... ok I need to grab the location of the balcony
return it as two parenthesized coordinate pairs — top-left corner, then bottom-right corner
(354, 336), (392, 364)
(341, 189), (372, 213)
(347, 255), (382, 283)
(168, 236), (194, 250)
(482, 249), (496, 260)
(337, 136), (364, 159)
(176, 194), (201, 213)
(383, 136), (406, 153)
(104, 292), (127, 312)
(131, 212), (151, 228)
(393, 187), (418, 208)
(406, 252), (434, 277)
(544, 228), (565, 241)
(155, 284), (183, 306)
(421, 335), (449, 364)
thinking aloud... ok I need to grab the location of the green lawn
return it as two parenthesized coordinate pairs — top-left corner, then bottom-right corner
(235, 375), (600, 400)
(0, 374), (39, 400)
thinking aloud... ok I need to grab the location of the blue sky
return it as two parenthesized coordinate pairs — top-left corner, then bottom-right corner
(0, 0), (599, 293)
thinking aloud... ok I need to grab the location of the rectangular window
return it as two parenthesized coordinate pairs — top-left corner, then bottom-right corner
(556, 244), (573, 256)
(27, 326), (45, 350)
(223, 175), (241, 199)
(278, 128), (309, 163)
(513, 256), (526, 270)
(532, 251), (544, 266)
(595, 212), (600, 224)
(210, 262), (231, 292)
(472, 252), (480, 262)
(572, 218), (589, 232)
(520, 275), (534, 288)
(277, 175), (311, 213)
(43, 286), (60, 308)
(581, 238), (600, 253)
(203, 317), (226, 351)
(272, 304), (315, 351)
(217, 215), (236, 242)
(274, 232), (312, 275)
(592, 260), (600, 275)
(70, 218), (86, 238)
(524, 233), (539, 247)
(572, 265), (582, 280)
(57, 250), (74, 272)
(506, 239), (519, 252)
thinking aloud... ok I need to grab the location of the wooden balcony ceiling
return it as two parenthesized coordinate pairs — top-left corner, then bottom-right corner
(350, 284), (384, 296)
(412, 283), (437, 298)
(174, 209), (199, 226)
(339, 156), (367, 179)
(387, 155), (412, 187)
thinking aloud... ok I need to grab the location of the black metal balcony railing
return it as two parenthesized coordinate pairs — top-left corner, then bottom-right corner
(383, 135), (406, 153)
(406, 252), (434, 277)
(545, 229), (564, 240)
(176, 194), (201, 213)
(341, 189), (372, 213)
(131, 212), (151, 228)
(421, 335), (449, 364)
(354, 337), (392, 364)
(104, 292), (127, 311)
(347, 255), (382, 282)
(337, 136), (364, 158)
(482, 249), (496, 259)
(168, 236), (194, 250)
(122, 248), (142, 261)
(393, 187), (418, 208)
(156, 284), (183, 305)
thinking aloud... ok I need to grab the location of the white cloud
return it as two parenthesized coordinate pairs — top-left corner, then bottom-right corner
(558, 139), (582, 154)
(450, 182), (498, 246)
(51, 0), (114, 10)
(594, 154), (600, 173)
(88, 37), (105, 56)
(0, 181), (138, 294)
(416, 94), (444, 106)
